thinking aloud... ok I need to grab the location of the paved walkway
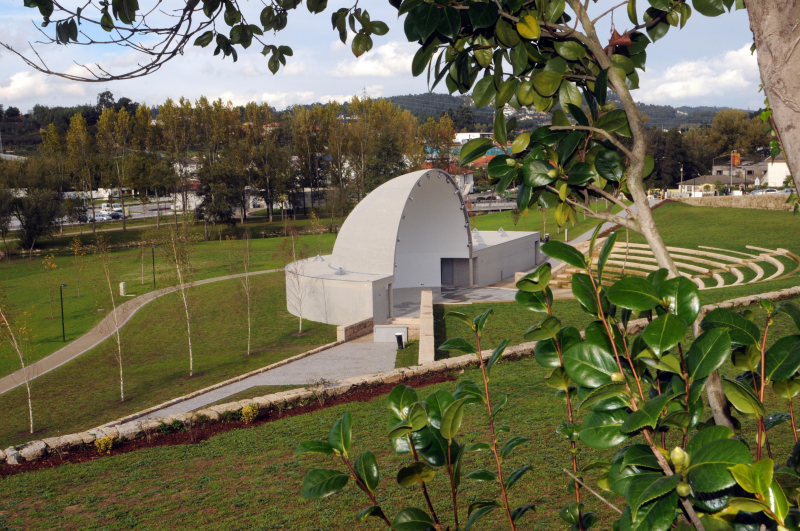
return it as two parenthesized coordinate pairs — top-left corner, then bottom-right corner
(0, 269), (282, 396)
(136, 337), (398, 420)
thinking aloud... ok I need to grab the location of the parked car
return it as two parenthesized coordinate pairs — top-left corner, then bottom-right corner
(109, 211), (122, 219)
(749, 188), (778, 195)
(781, 188), (797, 194)
(94, 213), (112, 222)
(112, 203), (123, 212)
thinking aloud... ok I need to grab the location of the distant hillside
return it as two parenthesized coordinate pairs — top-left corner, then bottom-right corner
(637, 103), (755, 130)
(387, 93), (495, 125)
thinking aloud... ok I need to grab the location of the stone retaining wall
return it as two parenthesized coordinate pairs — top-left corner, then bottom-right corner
(336, 317), (374, 342)
(418, 290), (435, 364)
(3, 285), (800, 466)
(677, 194), (792, 211)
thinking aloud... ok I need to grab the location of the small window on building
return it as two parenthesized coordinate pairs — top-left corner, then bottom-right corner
(716, 170), (722, 175)
(747, 170), (753, 175)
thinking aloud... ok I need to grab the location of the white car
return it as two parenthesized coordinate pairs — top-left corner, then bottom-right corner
(112, 203), (123, 212)
(94, 212), (112, 222)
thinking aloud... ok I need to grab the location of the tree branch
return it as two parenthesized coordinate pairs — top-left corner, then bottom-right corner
(562, 469), (622, 515)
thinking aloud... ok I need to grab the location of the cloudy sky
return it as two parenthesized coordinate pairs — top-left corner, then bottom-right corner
(0, 0), (761, 112)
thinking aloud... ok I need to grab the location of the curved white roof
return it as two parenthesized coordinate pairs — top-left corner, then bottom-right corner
(330, 169), (472, 285)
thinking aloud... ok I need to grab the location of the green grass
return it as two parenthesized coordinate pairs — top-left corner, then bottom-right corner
(0, 274), (336, 448)
(470, 201), (627, 243)
(3, 298), (799, 530)
(631, 201), (800, 256)
(394, 340), (419, 368)
(0, 232), (335, 378)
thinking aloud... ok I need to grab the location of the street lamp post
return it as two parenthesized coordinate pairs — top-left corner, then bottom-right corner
(152, 245), (157, 289)
(60, 283), (67, 342)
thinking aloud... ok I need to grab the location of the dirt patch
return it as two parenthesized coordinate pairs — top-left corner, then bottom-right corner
(0, 370), (457, 477)
(178, 372), (206, 381)
(290, 331), (309, 337)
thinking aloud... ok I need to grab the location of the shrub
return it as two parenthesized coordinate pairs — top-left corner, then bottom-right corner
(221, 409), (242, 423)
(295, 224), (800, 531)
(241, 405), (258, 424)
(94, 436), (114, 455)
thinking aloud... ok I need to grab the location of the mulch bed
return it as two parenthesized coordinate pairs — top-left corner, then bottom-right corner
(0, 370), (457, 477)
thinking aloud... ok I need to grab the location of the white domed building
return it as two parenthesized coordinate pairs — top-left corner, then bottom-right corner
(285, 169), (541, 326)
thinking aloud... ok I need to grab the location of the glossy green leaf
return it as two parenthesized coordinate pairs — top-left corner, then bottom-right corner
(594, 110), (629, 134)
(460, 138), (494, 166)
(594, 149), (625, 182)
(437, 6), (460, 40)
(516, 289), (549, 313)
(464, 501), (500, 531)
(487, 339), (511, 374)
(775, 301), (800, 331)
(721, 377), (764, 416)
(760, 335), (800, 382)
(511, 503), (536, 522)
(397, 462), (436, 486)
(438, 337), (476, 354)
(594, 68), (609, 106)
(621, 392), (684, 433)
(355, 451), (380, 494)
(423, 390), (454, 429)
(597, 231), (618, 283)
(578, 381), (630, 411)
(500, 436), (531, 461)
(473, 75), (497, 109)
(533, 70), (563, 97)
(301, 468), (349, 499)
(701, 308), (761, 346)
(567, 162), (597, 187)
(686, 438), (753, 493)
(541, 241), (586, 269)
(686, 328), (731, 380)
(622, 444), (661, 470)
(773, 378), (800, 400)
(328, 411), (352, 456)
(295, 440), (335, 455)
(388, 385), (419, 419)
(466, 468), (497, 481)
(685, 425), (734, 457)
(407, 402), (428, 431)
(605, 276), (661, 311)
(692, 0), (725, 16)
(641, 313), (687, 357)
(440, 397), (469, 440)
(564, 340), (618, 388)
(521, 159), (556, 187)
(533, 326), (582, 368)
(580, 409), (629, 449)
(468, 2), (498, 28)
(626, 473), (681, 517)
(504, 465), (532, 490)
(392, 507), (435, 531)
(658, 277), (701, 325)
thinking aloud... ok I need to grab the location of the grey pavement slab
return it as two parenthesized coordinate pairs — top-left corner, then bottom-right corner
(135, 341), (398, 420)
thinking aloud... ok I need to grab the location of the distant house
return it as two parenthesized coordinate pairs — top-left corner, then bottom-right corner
(678, 175), (746, 196)
(710, 154), (791, 188)
(455, 132), (492, 145)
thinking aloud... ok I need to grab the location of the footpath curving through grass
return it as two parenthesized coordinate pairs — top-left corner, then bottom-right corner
(0, 232), (336, 379)
(0, 273), (336, 448)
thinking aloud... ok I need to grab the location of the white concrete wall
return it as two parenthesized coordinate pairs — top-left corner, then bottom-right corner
(394, 173), (470, 289)
(766, 161), (791, 187)
(473, 234), (539, 286)
(286, 273), (376, 326)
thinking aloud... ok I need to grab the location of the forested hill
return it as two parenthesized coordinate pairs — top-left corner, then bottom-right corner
(387, 93), (495, 125)
(637, 103), (756, 130)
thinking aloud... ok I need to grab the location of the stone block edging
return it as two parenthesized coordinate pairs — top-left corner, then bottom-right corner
(4, 284), (800, 466)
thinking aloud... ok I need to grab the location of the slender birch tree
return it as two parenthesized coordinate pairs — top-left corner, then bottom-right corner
(0, 303), (34, 434)
(96, 234), (125, 401)
(163, 225), (195, 376)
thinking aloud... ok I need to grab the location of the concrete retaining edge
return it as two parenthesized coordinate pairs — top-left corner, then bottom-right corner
(4, 284), (800, 466)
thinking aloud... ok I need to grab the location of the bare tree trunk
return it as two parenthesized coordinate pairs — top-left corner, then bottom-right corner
(749, 2), (800, 180)
(1, 306), (34, 433)
(100, 240), (125, 401)
(240, 233), (252, 356)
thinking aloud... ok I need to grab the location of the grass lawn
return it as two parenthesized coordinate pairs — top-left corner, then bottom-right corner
(0, 273), (336, 448)
(1, 300), (798, 530)
(469, 200), (627, 243)
(395, 340), (419, 369)
(0, 232), (335, 378)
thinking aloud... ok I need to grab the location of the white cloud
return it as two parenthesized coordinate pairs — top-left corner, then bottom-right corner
(0, 71), (85, 103)
(638, 44), (760, 102)
(260, 90), (314, 108)
(330, 40), (416, 78)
